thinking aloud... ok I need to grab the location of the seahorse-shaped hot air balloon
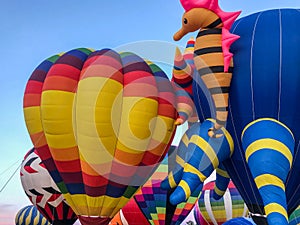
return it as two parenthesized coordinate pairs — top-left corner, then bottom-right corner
(165, 2), (300, 225)
(173, 0), (240, 137)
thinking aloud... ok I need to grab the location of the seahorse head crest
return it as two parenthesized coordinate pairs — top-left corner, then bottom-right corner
(180, 0), (218, 12)
(179, 0), (241, 30)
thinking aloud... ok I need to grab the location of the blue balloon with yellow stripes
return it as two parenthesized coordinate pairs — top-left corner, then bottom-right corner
(15, 205), (50, 225)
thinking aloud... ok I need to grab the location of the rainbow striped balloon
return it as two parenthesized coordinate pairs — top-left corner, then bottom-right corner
(195, 180), (248, 225)
(23, 48), (190, 225)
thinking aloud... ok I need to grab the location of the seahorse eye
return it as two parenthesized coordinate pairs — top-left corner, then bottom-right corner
(183, 18), (188, 24)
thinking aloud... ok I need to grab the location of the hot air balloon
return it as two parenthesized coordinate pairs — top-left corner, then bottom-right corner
(23, 47), (192, 224)
(15, 205), (50, 225)
(194, 181), (248, 225)
(20, 148), (77, 225)
(163, 1), (300, 225)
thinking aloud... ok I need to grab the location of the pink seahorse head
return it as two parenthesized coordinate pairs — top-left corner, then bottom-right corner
(177, 0), (241, 72)
(180, 0), (241, 30)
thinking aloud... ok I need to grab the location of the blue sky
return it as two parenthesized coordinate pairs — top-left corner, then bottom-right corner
(1, 0), (300, 224)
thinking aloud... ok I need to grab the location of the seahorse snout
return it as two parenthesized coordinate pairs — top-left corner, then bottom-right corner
(173, 28), (188, 41)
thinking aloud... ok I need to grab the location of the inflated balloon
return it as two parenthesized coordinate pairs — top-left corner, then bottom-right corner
(20, 148), (77, 225)
(167, 1), (300, 224)
(23, 48), (190, 224)
(222, 217), (256, 225)
(15, 205), (50, 225)
(194, 181), (248, 225)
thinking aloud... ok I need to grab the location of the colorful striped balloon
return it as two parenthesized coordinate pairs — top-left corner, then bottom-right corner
(15, 205), (50, 225)
(195, 180), (248, 225)
(23, 48), (187, 225)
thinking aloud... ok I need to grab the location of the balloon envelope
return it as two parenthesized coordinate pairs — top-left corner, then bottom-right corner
(185, 8), (300, 221)
(23, 48), (178, 225)
(20, 148), (77, 225)
(195, 180), (248, 225)
(15, 205), (50, 225)
(224, 8), (300, 217)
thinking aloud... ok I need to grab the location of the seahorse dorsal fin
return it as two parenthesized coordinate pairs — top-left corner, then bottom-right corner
(222, 28), (240, 72)
(221, 11), (241, 30)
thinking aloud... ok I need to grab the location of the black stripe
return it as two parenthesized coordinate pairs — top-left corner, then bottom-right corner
(176, 79), (193, 88)
(206, 18), (223, 28)
(197, 28), (222, 38)
(24, 157), (38, 167)
(123, 62), (153, 74)
(56, 54), (84, 70)
(209, 87), (230, 95)
(38, 207), (52, 221)
(198, 66), (223, 76)
(216, 107), (229, 111)
(198, 66), (233, 76)
(194, 47), (223, 56)
(43, 187), (61, 194)
(29, 188), (42, 196)
(216, 119), (226, 126)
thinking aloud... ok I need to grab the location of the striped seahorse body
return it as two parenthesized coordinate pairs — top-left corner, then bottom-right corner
(193, 10), (233, 136)
(173, 6), (240, 137)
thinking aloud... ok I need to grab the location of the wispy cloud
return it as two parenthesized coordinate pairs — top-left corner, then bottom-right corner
(0, 203), (30, 225)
